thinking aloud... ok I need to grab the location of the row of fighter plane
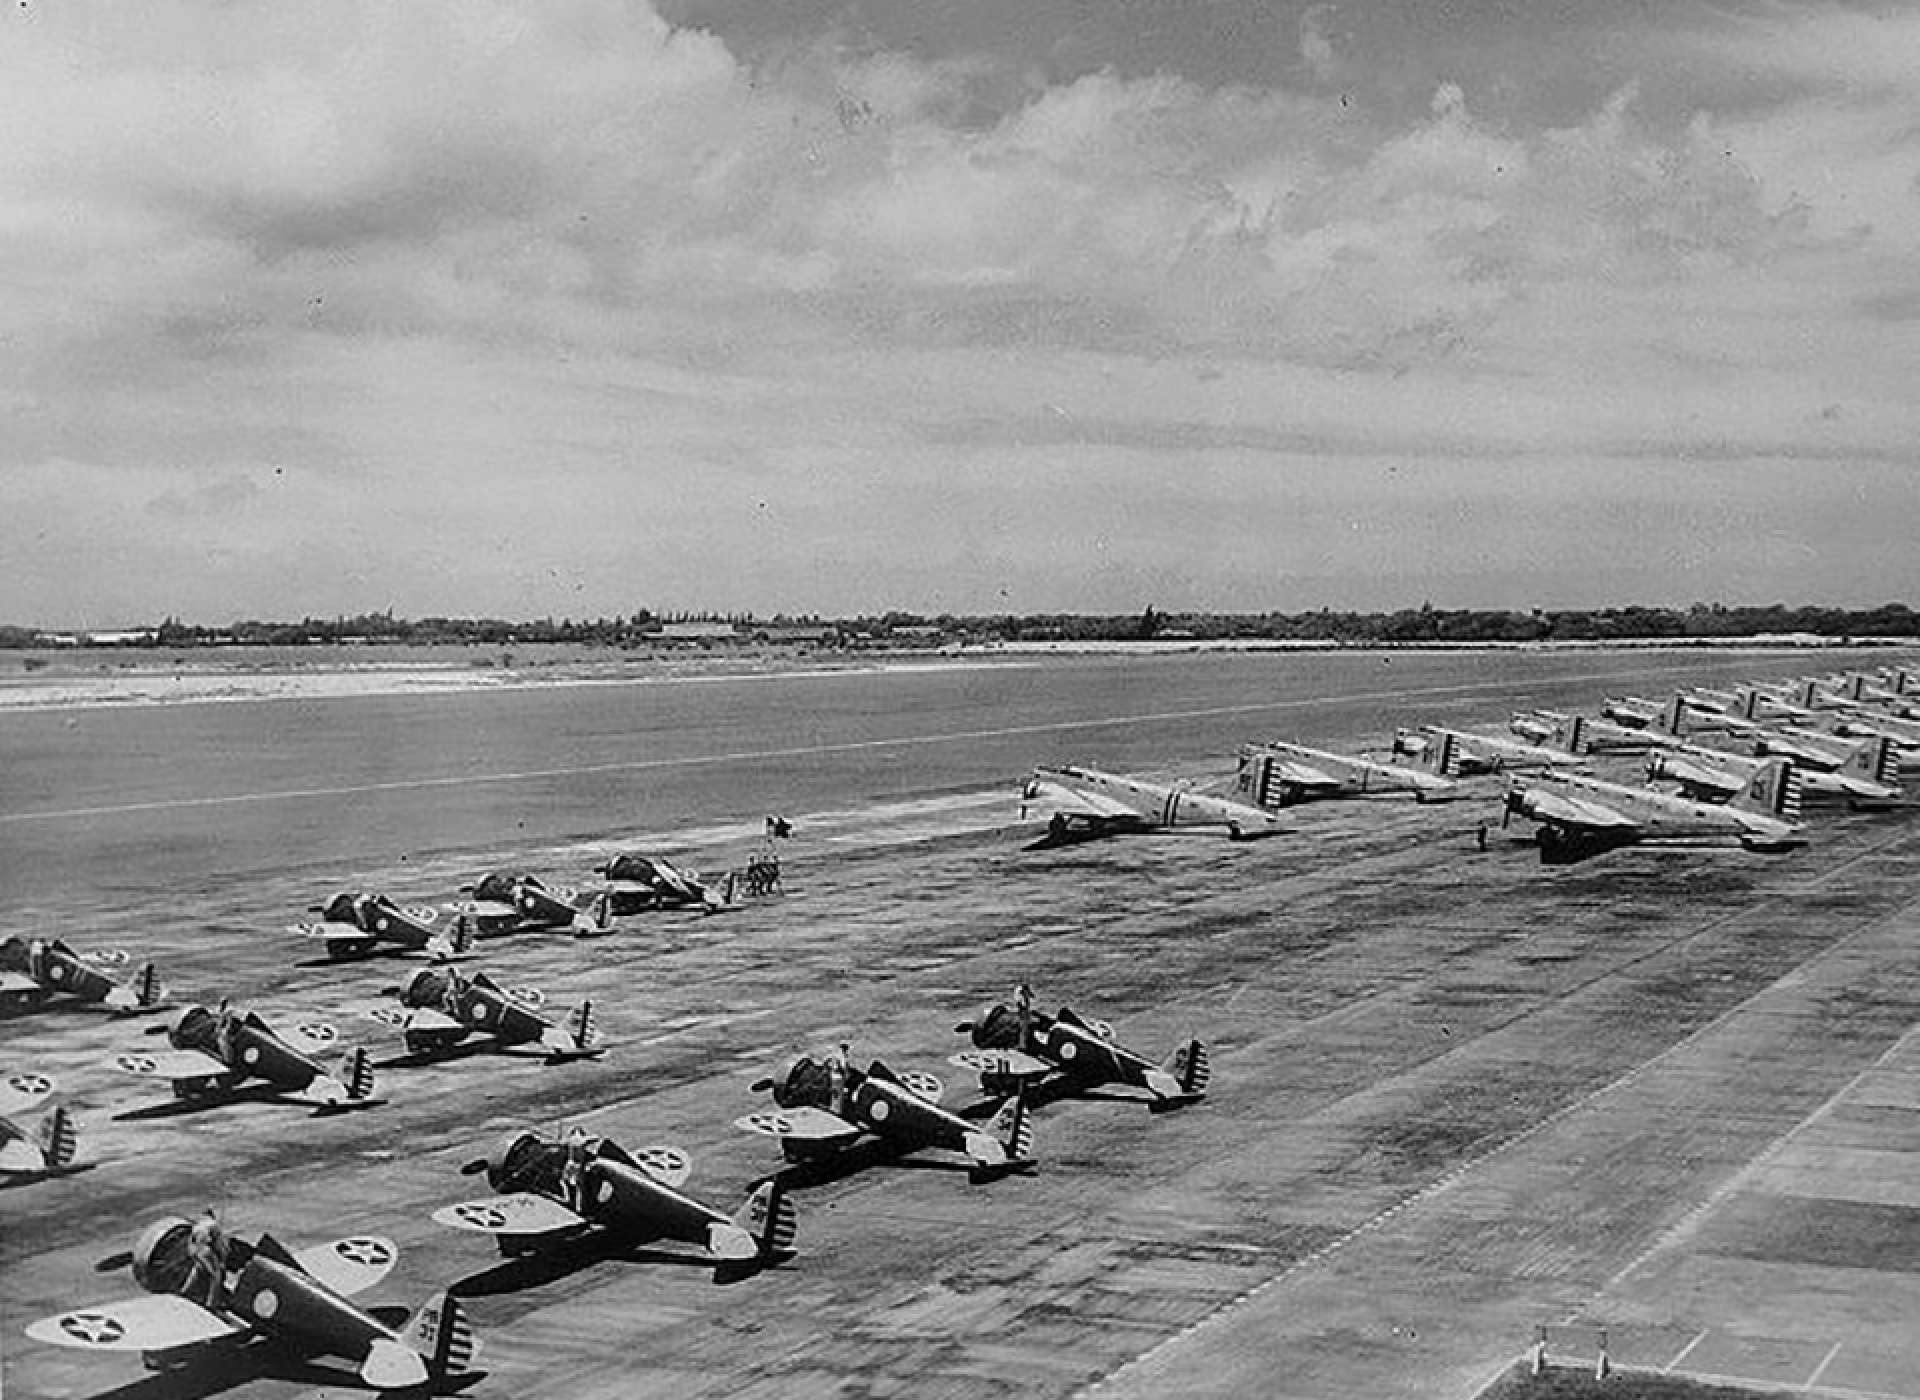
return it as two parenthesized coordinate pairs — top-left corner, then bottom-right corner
(11, 978), (1206, 1391)
(1017, 664), (1917, 863)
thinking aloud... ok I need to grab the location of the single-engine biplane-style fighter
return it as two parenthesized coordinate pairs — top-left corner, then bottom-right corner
(291, 891), (471, 962)
(592, 854), (733, 915)
(1502, 757), (1805, 863)
(951, 985), (1210, 1111)
(435, 1128), (795, 1272)
(0, 936), (166, 1015)
(368, 967), (601, 1061)
(25, 1214), (478, 1392)
(1019, 765), (1281, 847)
(737, 1048), (1035, 1180)
(0, 1071), (80, 1181)
(447, 872), (614, 938)
(113, 1002), (378, 1112)
(1649, 735), (1901, 807)
(1234, 740), (1457, 808)
(1392, 725), (1583, 777)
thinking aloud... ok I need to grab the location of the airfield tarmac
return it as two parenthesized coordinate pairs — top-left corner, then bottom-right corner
(5, 647), (1920, 1400)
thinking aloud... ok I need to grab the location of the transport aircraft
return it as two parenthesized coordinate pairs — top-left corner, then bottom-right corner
(1502, 757), (1805, 862)
(1597, 694), (1680, 728)
(113, 1002), (378, 1112)
(25, 1213), (477, 1392)
(1018, 765), (1280, 846)
(1392, 724), (1583, 776)
(1829, 708), (1920, 759)
(737, 1048), (1034, 1180)
(367, 966), (601, 1061)
(1649, 735), (1901, 806)
(291, 892), (471, 961)
(951, 984), (1210, 1110)
(449, 872), (614, 937)
(0, 936), (165, 1015)
(0, 1071), (80, 1182)
(436, 1128), (795, 1274)
(593, 853), (734, 914)
(1233, 741), (1457, 807)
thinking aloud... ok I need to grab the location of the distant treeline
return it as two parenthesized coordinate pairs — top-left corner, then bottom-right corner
(5, 602), (1918, 650)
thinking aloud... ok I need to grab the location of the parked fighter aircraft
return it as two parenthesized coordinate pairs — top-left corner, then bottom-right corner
(0, 1072), (80, 1181)
(1234, 741), (1456, 807)
(114, 1002), (377, 1111)
(593, 854), (733, 914)
(0, 936), (165, 1015)
(291, 892), (471, 961)
(1502, 757), (1805, 862)
(1649, 736), (1901, 806)
(1019, 765), (1280, 847)
(951, 985), (1210, 1111)
(436, 1128), (794, 1272)
(368, 967), (601, 1061)
(1393, 725), (1583, 777)
(737, 1048), (1034, 1179)
(449, 872), (614, 937)
(25, 1214), (477, 1391)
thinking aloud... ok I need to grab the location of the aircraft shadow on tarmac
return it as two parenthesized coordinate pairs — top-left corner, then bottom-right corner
(113, 1089), (381, 1123)
(80, 1322), (485, 1400)
(451, 1231), (781, 1298)
(0, 1162), (98, 1192)
(371, 1041), (580, 1072)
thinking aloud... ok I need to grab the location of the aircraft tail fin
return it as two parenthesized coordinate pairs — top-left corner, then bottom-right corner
(1733, 758), (1803, 822)
(1737, 687), (1762, 721)
(431, 914), (475, 961)
(986, 1087), (1034, 1163)
(406, 1291), (480, 1377)
(567, 1000), (599, 1052)
(1794, 679), (1821, 710)
(1659, 693), (1688, 737)
(1842, 735), (1899, 788)
(342, 1045), (375, 1101)
(1425, 731), (1461, 778)
(1551, 716), (1589, 756)
(37, 1104), (77, 1170)
(1163, 1039), (1211, 1097)
(1847, 674), (1870, 702)
(731, 1178), (798, 1258)
(132, 961), (164, 1009)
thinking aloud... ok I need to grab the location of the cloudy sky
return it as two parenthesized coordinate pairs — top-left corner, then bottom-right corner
(4, 1), (1918, 625)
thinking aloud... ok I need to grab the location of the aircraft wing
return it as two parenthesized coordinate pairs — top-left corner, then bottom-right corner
(627, 1144), (693, 1188)
(291, 921), (372, 944)
(434, 1193), (588, 1236)
(1023, 776), (1140, 820)
(113, 1049), (227, 1080)
(734, 1105), (862, 1142)
(396, 1007), (463, 1034)
(1523, 789), (1641, 832)
(951, 1048), (1052, 1078)
(1268, 758), (1342, 791)
(294, 1235), (399, 1296)
(268, 1018), (342, 1057)
(0, 1071), (55, 1116)
(26, 1294), (243, 1352)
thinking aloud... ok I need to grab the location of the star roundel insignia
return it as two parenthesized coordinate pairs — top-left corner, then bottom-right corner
(49, 964), (67, 982)
(335, 1237), (393, 1266)
(374, 917), (390, 932)
(1059, 1041), (1077, 1060)
(869, 1098), (890, 1121)
(7, 1072), (51, 1095)
(298, 1022), (337, 1044)
(634, 1146), (687, 1175)
(746, 1111), (793, 1135)
(371, 1008), (406, 1026)
(115, 1055), (155, 1075)
(60, 1312), (125, 1345)
(508, 987), (541, 1008)
(455, 1204), (508, 1229)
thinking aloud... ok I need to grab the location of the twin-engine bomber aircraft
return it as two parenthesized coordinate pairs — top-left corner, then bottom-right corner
(1503, 757), (1805, 862)
(436, 1128), (795, 1273)
(952, 986), (1210, 1110)
(1649, 735), (1901, 807)
(26, 1214), (477, 1392)
(1234, 741), (1457, 807)
(0, 936), (166, 1015)
(738, 1049), (1035, 1180)
(1019, 765), (1281, 846)
(114, 1003), (378, 1112)
(368, 967), (601, 1060)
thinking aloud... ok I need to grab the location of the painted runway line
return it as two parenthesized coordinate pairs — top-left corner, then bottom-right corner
(2, 661), (1717, 825)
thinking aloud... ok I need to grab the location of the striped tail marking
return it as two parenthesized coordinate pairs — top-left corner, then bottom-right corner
(568, 1000), (598, 1051)
(343, 1046), (375, 1101)
(989, 1089), (1034, 1162)
(410, 1292), (478, 1376)
(1172, 1040), (1210, 1096)
(739, 1179), (799, 1256)
(38, 1104), (77, 1170)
